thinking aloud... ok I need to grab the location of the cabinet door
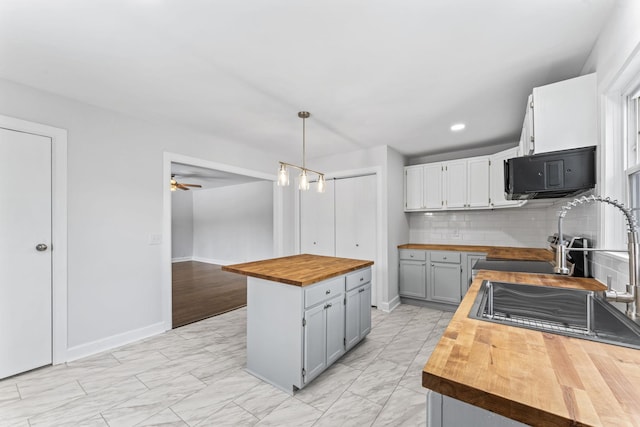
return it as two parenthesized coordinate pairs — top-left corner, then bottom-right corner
(345, 288), (360, 350)
(300, 179), (335, 256)
(443, 160), (467, 208)
(423, 163), (443, 209)
(359, 283), (372, 337)
(519, 94), (534, 155)
(399, 260), (427, 299)
(303, 304), (327, 383)
(405, 166), (423, 210)
(430, 262), (462, 304)
(467, 157), (490, 208)
(490, 147), (521, 208)
(336, 175), (376, 261)
(464, 253), (486, 294)
(325, 294), (345, 366)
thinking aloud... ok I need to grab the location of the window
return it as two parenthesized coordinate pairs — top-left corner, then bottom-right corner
(628, 96), (640, 226)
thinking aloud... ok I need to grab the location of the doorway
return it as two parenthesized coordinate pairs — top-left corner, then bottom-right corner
(0, 115), (68, 377)
(164, 155), (277, 328)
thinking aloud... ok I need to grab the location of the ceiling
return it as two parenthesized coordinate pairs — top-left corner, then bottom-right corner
(171, 163), (265, 190)
(0, 0), (616, 162)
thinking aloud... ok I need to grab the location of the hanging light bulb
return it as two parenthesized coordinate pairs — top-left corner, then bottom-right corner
(277, 163), (289, 187)
(317, 174), (326, 193)
(299, 169), (310, 191)
(277, 111), (325, 194)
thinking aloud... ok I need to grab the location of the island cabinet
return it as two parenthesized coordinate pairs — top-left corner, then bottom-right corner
(345, 268), (372, 350)
(244, 264), (372, 395)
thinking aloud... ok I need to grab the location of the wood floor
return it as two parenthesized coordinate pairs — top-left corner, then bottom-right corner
(172, 261), (247, 328)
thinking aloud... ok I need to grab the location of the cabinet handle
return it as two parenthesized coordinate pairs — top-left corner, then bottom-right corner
(443, 256), (447, 260)
(360, 277), (364, 281)
(410, 254), (414, 258)
(359, 288), (365, 293)
(325, 302), (333, 309)
(431, 263), (434, 267)
(326, 289), (331, 294)
(356, 243), (359, 247)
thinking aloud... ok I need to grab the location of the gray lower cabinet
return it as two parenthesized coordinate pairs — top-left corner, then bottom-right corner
(399, 250), (427, 298)
(429, 251), (462, 304)
(345, 282), (372, 350)
(399, 249), (487, 306)
(246, 266), (371, 395)
(304, 293), (344, 383)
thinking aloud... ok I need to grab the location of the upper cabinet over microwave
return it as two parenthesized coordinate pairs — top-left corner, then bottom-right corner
(519, 73), (597, 156)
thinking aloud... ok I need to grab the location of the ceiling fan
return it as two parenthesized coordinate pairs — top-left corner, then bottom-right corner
(170, 174), (202, 191)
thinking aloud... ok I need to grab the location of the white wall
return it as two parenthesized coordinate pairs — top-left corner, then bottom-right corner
(192, 181), (274, 264)
(0, 78), (281, 353)
(171, 190), (194, 260)
(386, 147), (409, 306)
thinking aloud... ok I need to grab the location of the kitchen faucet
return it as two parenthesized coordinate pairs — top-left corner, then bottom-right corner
(555, 195), (640, 319)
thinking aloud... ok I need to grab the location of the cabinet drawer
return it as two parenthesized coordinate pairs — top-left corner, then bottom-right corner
(305, 277), (345, 308)
(346, 268), (372, 291)
(400, 249), (426, 261)
(430, 251), (461, 264)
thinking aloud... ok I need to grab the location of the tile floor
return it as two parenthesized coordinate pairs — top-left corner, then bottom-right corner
(0, 304), (451, 426)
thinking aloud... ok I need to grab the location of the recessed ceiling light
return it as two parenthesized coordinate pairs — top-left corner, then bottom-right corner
(450, 123), (466, 132)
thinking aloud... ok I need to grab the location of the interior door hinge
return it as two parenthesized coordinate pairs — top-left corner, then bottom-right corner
(488, 160), (491, 166)
(302, 318), (306, 327)
(343, 337), (346, 347)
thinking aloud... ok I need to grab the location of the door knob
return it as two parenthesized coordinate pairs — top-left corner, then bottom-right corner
(35, 243), (48, 252)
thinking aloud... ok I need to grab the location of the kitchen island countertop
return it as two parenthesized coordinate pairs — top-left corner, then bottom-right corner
(222, 254), (374, 287)
(422, 270), (640, 426)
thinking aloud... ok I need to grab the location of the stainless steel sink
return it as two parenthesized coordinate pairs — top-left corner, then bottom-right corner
(469, 281), (640, 350)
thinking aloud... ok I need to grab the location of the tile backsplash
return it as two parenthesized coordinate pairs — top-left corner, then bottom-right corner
(407, 199), (631, 301)
(408, 206), (551, 248)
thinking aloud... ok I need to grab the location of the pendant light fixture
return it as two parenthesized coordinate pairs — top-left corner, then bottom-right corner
(277, 111), (325, 193)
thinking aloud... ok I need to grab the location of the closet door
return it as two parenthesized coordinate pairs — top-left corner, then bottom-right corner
(335, 175), (376, 263)
(300, 179), (335, 256)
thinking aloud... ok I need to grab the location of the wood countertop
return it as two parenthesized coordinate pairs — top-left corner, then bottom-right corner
(422, 270), (640, 426)
(398, 243), (554, 262)
(222, 254), (374, 287)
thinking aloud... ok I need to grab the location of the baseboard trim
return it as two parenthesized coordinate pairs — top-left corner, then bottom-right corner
(378, 295), (401, 313)
(191, 256), (241, 266)
(172, 256), (193, 263)
(65, 321), (167, 362)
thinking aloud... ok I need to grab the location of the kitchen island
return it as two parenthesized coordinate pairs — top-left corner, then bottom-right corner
(423, 270), (640, 426)
(222, 254), (374, 394)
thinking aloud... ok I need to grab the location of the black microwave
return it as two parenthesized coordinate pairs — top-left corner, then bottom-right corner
(504, 146), (596, 200)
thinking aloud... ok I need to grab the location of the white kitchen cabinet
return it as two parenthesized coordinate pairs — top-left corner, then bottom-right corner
(404, 164), (443, 211)
(405, 166), (424, 210)
(405, 156), (490, 211)
(519, 73), (597, 155)
(443, 160), (467, 208)
(489, 147), (526, 208)
(424, 163), (443, 209)
(467, 157), (490, 208)
(300, 179), (335, 256)
(345, 268), (372, 351)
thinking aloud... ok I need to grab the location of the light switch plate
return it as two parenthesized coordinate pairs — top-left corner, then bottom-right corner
(148, 233), (162, 245)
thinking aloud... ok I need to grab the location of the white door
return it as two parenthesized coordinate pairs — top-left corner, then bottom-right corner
(0, 127), (52, 379)
(300, 179), (335, 256)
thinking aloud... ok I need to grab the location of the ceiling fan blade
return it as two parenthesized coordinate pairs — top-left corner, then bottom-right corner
(182, 183), (202, 188)
(177, 184), (190, 190)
